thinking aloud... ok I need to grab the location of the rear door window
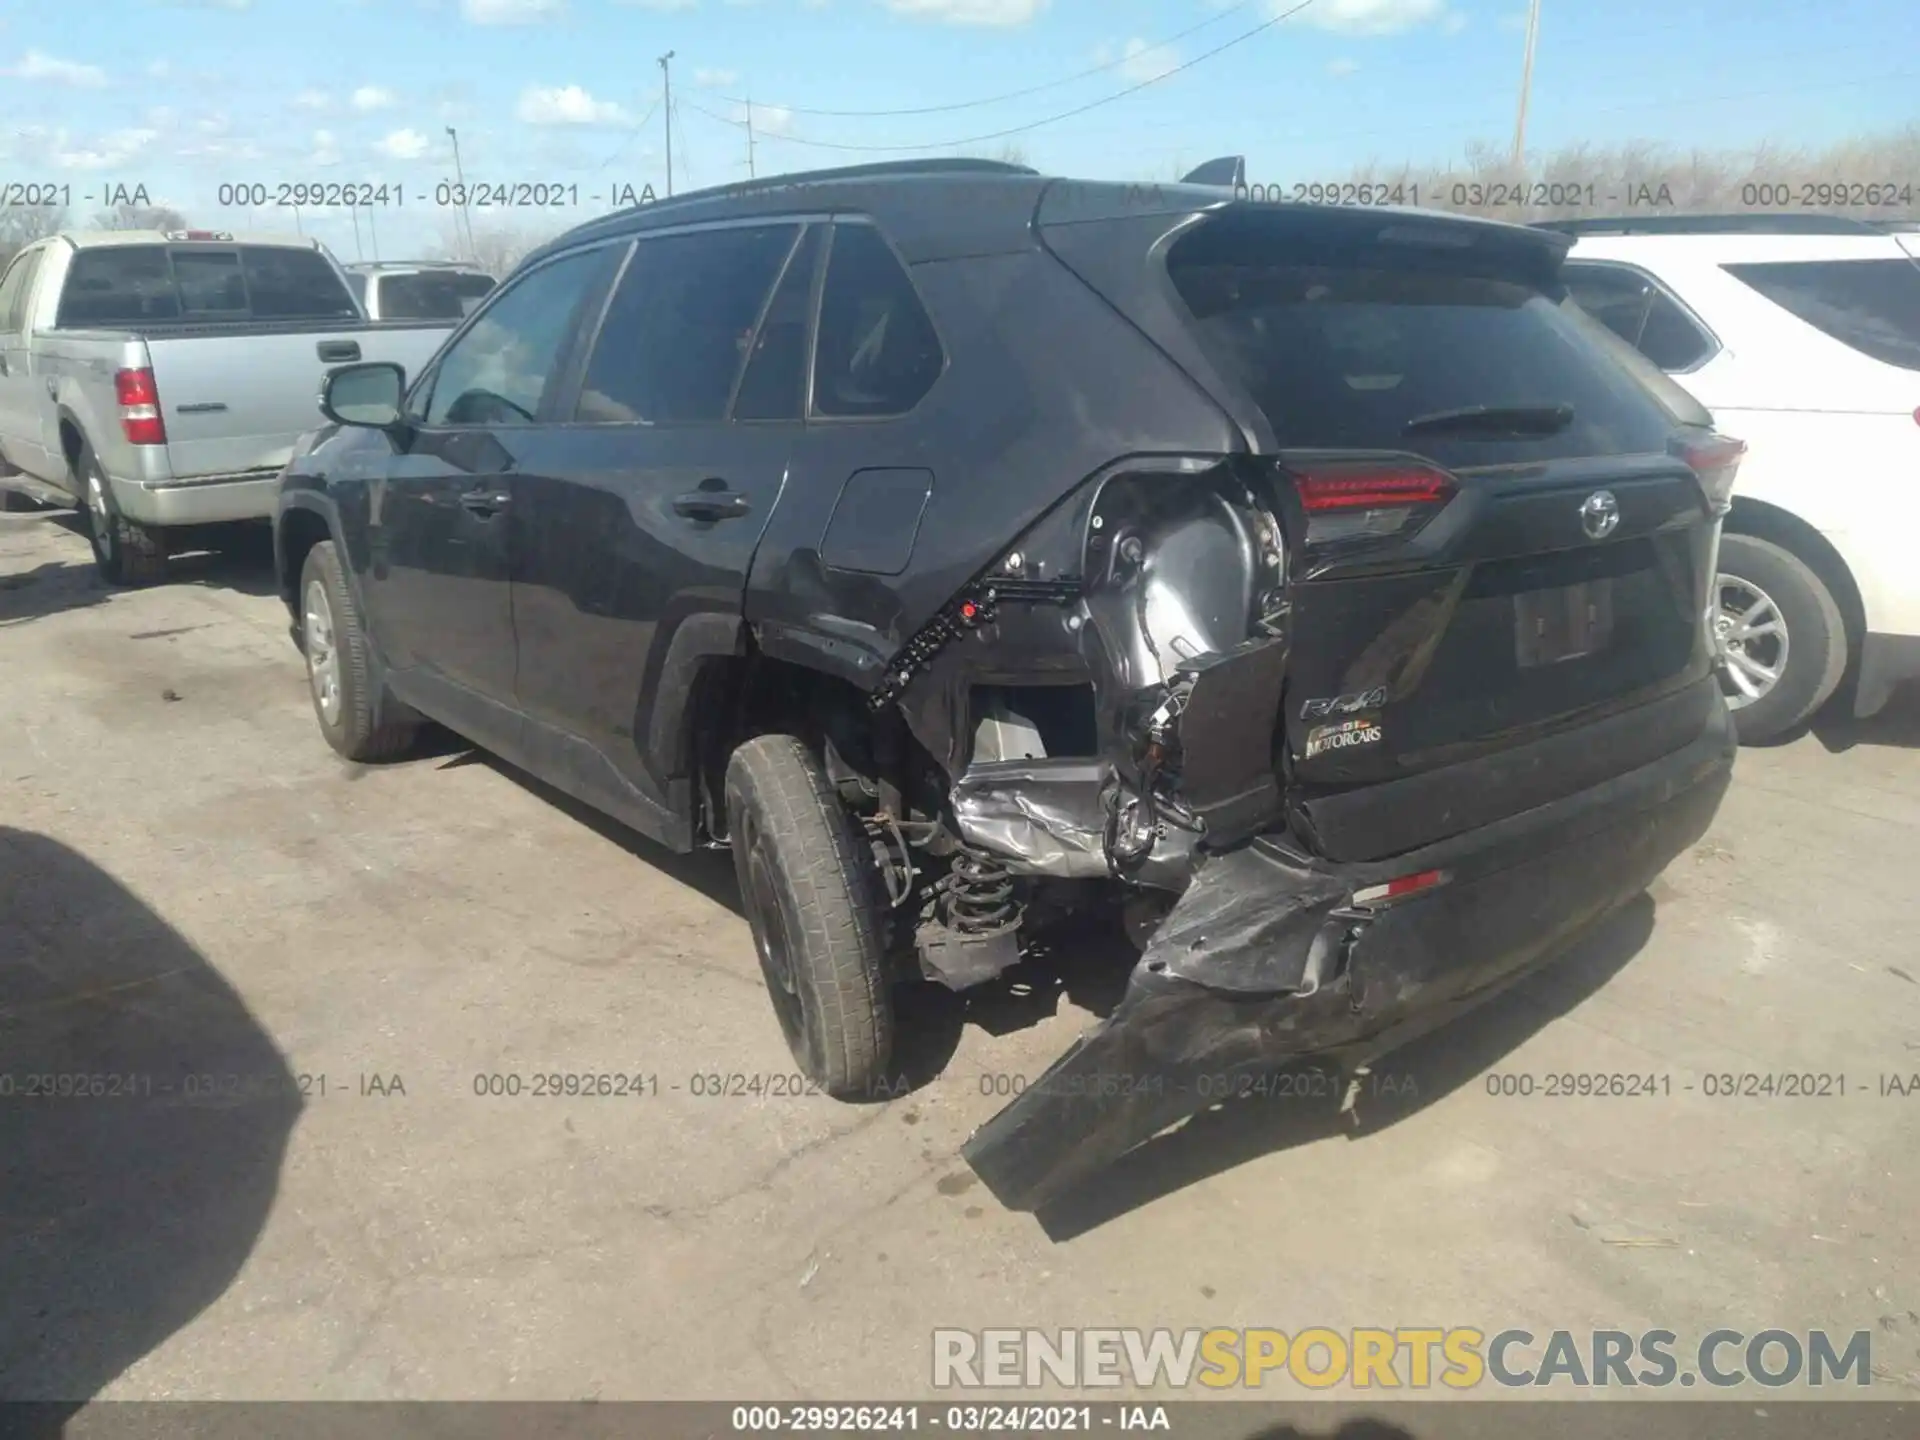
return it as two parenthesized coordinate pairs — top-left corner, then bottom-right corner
(1165, 221), (1690, 469)
(574, 224), (800, 425)
(1723, 258), (1920, 371)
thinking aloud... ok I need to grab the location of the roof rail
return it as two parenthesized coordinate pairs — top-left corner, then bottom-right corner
(612, 157), (1038, 216)
(1532, 213), (1900, 237)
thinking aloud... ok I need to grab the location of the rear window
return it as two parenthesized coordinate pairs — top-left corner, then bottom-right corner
(1165, 222), (1693, 469)
(56, 244), (357, 327)
(1723, 258), (1920, 371)
(375, 270), (496, 320)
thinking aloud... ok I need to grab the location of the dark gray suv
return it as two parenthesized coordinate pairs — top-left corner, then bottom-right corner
(275, 159), (1740, 1211)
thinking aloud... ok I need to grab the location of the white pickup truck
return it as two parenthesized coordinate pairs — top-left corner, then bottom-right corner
(0, 229), (458, 584)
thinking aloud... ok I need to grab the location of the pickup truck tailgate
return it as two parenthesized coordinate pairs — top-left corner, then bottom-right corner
(146, 326), (447, 479)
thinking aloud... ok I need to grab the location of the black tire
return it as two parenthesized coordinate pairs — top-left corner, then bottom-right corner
(725, 735), (894, 1098)
(1715, 532), (1847, 744)
(77, 443), (169, 586)
(297, 539), (420, 762)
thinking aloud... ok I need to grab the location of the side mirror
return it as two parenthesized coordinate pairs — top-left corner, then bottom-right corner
(320, 362), (407, 428)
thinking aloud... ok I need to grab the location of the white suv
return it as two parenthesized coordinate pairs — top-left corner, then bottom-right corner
(1553, 216), (1920, 742)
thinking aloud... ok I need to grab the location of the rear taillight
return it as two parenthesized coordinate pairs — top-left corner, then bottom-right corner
(114, 367), (166, 446)
(1287, 458), (1458, 546)
(1672, 431), (1745, 514)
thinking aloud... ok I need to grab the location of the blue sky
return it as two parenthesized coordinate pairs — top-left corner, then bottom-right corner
(1, 0), (1915, 260)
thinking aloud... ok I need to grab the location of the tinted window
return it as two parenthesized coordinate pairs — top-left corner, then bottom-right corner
(240, 247), (358, 319)
(575, 225), (799, 425)
(57, 247), (181, 326)
(812, 224), (944, 418)
(378, 270), (497, 320)
(733, 225), (821, 422)
(1564, 263), (1713, 371)
(1725, 259), (1920, 371)
(345, 272), (369, 305)
(174, 250), (248, 315)
(1166, 229), (1688, 468)
(425, 247), (613, 427)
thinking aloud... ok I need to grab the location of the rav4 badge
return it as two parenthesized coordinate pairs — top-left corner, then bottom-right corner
(1300, 685), (1389, 721)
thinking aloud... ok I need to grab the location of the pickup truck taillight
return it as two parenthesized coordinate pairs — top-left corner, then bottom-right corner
(114, 368), (167, 446)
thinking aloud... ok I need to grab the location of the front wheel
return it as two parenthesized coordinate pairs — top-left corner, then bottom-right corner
(1714, 533), (1847, 744)
(725, 735), (895, 1098)
(298, 540), (420, 762)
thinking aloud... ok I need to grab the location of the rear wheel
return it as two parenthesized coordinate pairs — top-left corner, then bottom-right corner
(298, 539), (420, 762)
(79, 445), (169, 586)
(1714, 533), (1846, 744)
(725, 735), (894, 1098)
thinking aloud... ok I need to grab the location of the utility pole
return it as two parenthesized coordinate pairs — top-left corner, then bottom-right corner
(745, 95), (756, 179)
(446, 125), (475, 261)
(349, 204), (364, 262)
(658, 52), (676, 196)
(1512, 0), (1542, 169)
(367, 204), (380, 262)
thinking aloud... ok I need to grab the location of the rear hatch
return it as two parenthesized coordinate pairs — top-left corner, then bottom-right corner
(1054, 202), (1728, 860)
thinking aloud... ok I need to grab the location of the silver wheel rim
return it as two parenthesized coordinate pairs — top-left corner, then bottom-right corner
(304, 578), (343, 726)
(1714, 573), (1789, 709)
(86, 470), (113, 560)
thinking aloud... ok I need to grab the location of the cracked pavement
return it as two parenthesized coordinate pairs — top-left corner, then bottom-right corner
(3, 508), (1919, 1404)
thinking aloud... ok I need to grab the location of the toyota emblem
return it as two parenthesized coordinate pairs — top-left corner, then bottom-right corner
(1580, 490), (1620, 541)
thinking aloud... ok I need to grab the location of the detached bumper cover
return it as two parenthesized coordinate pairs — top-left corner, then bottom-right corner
(963, 691), (1736, 1212)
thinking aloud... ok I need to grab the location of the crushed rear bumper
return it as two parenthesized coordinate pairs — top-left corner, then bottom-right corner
(962, 689), (1736, 1212)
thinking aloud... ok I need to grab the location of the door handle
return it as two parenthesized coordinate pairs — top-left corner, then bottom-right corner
(459, 490), (512, 517)
(672, 489), (751, 521)
(318, 340), (362, 364)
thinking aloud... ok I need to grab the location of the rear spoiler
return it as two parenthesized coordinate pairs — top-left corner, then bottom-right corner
(1180, 156), (1247, 190)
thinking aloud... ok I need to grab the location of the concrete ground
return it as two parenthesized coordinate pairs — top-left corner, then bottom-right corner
(2, 506), (1918, 1411)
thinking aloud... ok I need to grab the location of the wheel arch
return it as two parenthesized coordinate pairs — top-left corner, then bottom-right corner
(1722, 496), (1866, 653)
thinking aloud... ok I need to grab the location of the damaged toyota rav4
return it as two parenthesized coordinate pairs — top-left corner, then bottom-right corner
(275, 159), (1740, 1213)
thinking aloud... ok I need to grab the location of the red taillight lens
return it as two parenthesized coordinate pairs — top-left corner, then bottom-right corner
(115, 367), (166, 446)
(1672, 431), (1745, 513)
(1287, 459), (1457, 546)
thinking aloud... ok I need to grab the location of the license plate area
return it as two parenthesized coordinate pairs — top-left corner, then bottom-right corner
(1515, 579), (1615, 668)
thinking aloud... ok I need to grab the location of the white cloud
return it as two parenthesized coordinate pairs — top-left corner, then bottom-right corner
(311, 129), (343, 166)
(2, 50), (107, 87)
(695, 67), (739, 87)
(1326, 56), (1359, 76)
(147, 59), (172, 78)
(880, 0), (1046, 25)
(737, 101), (792, 134)
(517, 84), (631, 125)
(293, 87), (332, 110)
(1443, 11), (1468, 32)
(375, 127), (430, 159)
(461, 0), (563, 21)
(1117, 37), (1178, 84)
(52, 127), (158, 170)
(1286, 0), (1449, 35)
(351, 85), (397, 112)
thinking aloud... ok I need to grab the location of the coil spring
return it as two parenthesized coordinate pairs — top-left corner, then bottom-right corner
(944, 850), (1018, 934)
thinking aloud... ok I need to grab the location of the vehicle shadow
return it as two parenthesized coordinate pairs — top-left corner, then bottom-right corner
(1029, 893), (1658, 1240)
(0, 516), (280, 628)
(0, 827), (299, 1420)
(1811, 684), (1920, 752)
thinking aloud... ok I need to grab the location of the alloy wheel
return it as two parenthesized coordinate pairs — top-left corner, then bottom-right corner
(1714, 573), (1790, 709)
(86, 469), (113, 562)
(303, 578), (343, 726)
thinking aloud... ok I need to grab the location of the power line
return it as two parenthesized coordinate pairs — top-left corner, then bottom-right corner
(708, 0), (1262, 119)
(598, 90), (663, 171)
(683, 0), (1319, 155)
